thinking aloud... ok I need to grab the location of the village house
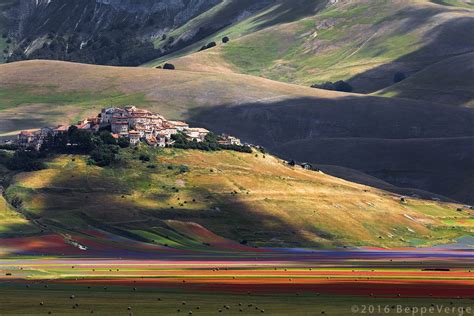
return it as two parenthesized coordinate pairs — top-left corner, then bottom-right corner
(185, 128), (210, 142)
(218, 134), (242, 146)
(168, 120), (189, 131)
(128, 130), (141, 146)
(18, 131), (37, 148)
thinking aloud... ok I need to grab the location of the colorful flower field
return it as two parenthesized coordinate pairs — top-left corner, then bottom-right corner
(0, 231), (473, 315)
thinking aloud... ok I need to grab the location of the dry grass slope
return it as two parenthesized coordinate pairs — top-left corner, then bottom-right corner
(4, 150), (472, 248)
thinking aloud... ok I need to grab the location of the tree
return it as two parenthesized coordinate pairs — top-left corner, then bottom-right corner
(311, 80), (353, 93)
(222, 36), (230, 44)
(393, 72), (406, 83)
(118, 137), (130, 148)
(163, 63), (175, 70)
(6, 151), (46, 171)
(100, 130), (117, 145)
(206, 41), (216, 49)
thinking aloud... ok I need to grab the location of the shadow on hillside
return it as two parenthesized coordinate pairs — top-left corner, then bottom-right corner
(187, 95), (474, 204)
(16, 159), (335, 249)
(344, 8), (474, 101)
(251, 0), (327, 30)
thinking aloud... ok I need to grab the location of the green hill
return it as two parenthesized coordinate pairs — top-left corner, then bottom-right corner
(157, 0), (474, 104)
(1, 148), (471, 248)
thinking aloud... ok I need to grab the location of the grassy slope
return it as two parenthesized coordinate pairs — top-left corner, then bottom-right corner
(377, 52), (474, 107)
(0, 59), (344, 137)
(0, 60), (473, 205)
(163, 0), (474, 105)
(0, 195), (38, 235)
(146, 0), (328, 67)
(3, 149), (472, 248)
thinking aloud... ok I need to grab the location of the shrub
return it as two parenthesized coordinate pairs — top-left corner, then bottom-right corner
(179, 165), (189, 173)
(163, 63), (175, 70)
(222, 36), (230, 44)
(206, 41), (216, 49)
(139, 154), (151, 162)
(311, 80), (353, 92)
(99, 131), (117, 145)
(90, 146), (116, 167)
(0, 144), (19, 151)
(117, 137), (130, 148)
(6, 151), (46, 171)
(10, 196), (23, 209)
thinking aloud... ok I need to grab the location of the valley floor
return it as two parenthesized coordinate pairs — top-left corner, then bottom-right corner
(0, 247), (473, 315)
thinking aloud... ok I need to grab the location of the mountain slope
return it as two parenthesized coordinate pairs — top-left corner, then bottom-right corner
(160, 0), (474, 103)
(0, 60), (473, 204)
(1, 0), (224, 65)
(376, 52), (474, 107)
(2, 149), (471, 248)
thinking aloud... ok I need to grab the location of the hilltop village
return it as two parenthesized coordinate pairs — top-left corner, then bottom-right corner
(17, 106), (242, 150)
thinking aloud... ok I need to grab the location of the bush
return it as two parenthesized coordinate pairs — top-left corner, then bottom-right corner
(393, 72), (406, 83)
(222, 36), (230, 43)
(10, 196), (23, 209)
(100, 131), (117, 145)
(90, 146), (116, 167)
(163, 63), (175, 70)
(0, 144), (19, 151)
(206, 41), (216, 49)
(118, 137), (130, 148)
(139, 154), (151, 162)
(6, 151), (46, 171)
(179, 165), (189, 173)
(311, 80), (353, 92)
(171, 132), (251, 153)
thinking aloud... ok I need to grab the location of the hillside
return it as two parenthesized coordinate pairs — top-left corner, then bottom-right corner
(377, 52), (474, 107)
(159, 0), (474, 104)
(1, 60), (473, 205)
(0, 0), (224, 66)
(1, 148), (472, 248)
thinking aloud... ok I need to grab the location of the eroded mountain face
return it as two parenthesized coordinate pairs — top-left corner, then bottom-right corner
(2, 0), (223, 65)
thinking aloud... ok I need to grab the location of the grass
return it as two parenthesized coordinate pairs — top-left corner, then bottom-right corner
(0, 195), (38, 235)
(161, 0), (473, 96)
(2, 283), (471, 316)
(0, 59), (333, 137)
(0, 84), (148, 134)
(0, 85), (147, 111)
(430, 0), (474, 8)
(217, 1), (420, 87)
(1, 148), (471, 248)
